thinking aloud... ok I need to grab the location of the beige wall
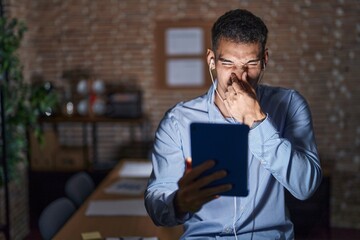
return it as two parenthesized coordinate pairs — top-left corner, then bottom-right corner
(7, 0), (360, 229)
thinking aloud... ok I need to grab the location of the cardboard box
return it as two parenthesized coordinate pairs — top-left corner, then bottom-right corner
(55, 146), (86, 171)
(30, 130), (59, 171)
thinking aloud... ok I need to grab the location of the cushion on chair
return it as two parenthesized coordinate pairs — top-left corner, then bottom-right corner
(38, 197), (76, 240)
(65, 171), (95, 207)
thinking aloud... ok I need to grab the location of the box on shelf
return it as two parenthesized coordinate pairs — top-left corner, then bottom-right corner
(105, 90), (142, 118)
(55, 146), (87, 171)
(30, 130), (59, 171)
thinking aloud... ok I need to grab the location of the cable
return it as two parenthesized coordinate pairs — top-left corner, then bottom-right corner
(233, 197), (239, 240)
(208, 63), (238, 124)
(208, 62), (225, 103)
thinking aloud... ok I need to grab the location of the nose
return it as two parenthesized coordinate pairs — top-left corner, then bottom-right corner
(231, 70), (248, 83)
(232, 64), (248, 79)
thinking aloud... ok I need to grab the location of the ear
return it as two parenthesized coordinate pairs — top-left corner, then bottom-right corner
(207, 49), (216, 69)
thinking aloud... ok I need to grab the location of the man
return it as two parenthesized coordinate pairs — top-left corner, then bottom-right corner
(145, 9), (322, 239)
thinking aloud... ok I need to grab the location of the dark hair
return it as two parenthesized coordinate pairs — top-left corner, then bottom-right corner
(211, 9), (268, 54)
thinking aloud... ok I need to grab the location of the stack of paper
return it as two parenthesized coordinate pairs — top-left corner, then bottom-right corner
(104, 179), (148, 195)
(119, 161), (153, 178)
(106, 237), (158, 240)
(85, 199), (147, 216)
(105, 237), (159, 240)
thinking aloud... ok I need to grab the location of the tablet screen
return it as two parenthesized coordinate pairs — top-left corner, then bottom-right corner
(190, 122), (249, 196)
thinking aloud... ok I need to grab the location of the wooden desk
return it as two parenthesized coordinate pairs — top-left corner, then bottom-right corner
(54, 160), (183, 240)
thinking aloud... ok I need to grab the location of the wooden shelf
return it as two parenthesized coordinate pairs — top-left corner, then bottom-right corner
(39, 114), (147, 124)
(33, 114), (151, 171)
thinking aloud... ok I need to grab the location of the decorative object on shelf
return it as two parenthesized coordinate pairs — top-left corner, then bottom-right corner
(76, 78), (107, 116)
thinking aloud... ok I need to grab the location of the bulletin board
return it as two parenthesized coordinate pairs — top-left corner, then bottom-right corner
(154, 20), (212, 89)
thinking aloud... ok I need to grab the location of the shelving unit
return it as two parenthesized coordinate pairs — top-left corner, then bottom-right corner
(32, 114), (151, 171)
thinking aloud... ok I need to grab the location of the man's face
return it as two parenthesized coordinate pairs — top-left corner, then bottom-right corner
(210, 39), (265, 98)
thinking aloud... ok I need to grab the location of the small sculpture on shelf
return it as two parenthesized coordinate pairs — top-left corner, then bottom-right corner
(76, 78), (106, 117)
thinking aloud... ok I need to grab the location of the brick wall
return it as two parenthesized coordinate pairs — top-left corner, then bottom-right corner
(7, 0), (360, 229)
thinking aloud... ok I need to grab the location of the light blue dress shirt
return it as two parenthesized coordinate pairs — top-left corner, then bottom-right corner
(145, 83), (322, 240)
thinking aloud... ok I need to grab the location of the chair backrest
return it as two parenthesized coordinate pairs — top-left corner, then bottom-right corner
(38, 197), (76, 240)
(65, 171), (95, 207)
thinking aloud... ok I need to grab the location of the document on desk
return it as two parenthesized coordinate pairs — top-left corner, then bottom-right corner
(104, 179), (148, 195)
(106, 237), (158, 240)
(119, 161), (152, 178)
(85, 199), (147, 216)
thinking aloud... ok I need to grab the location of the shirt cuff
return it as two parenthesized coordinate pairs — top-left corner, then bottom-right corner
(249, 115), (279, 152)
(168, 191), (192, 224)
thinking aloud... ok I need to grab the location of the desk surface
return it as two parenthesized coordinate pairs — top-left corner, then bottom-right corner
(54, 159), (183, 240)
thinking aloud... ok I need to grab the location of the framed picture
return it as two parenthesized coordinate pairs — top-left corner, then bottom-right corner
(155, 20), (212, 89)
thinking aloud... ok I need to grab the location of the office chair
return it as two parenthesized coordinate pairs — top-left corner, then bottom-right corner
(65, 171), (95, 207)
(38, 197), (76, 240)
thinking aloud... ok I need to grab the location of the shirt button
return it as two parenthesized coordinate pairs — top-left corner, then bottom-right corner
(224, 227), (233, 233)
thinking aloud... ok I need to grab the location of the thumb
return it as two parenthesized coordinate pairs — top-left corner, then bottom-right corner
(185, 157), (192, 172)
(241, 71), (247, 82)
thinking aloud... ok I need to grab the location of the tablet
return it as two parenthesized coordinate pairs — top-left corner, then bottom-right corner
(190, 122), (249, 196)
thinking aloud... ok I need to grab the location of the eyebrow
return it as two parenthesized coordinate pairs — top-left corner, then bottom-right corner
(218, 57), (260, 64)
(218, 57), (233, 63)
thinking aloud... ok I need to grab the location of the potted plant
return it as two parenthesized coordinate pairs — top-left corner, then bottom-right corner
(0, 16), (58, 239)
(0, 17), (58, 183)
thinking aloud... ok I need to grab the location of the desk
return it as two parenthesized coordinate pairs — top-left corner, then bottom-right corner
(54, 159), (183, 240)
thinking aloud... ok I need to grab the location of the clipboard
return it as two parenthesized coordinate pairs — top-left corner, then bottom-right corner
(190, 122), (249, 196)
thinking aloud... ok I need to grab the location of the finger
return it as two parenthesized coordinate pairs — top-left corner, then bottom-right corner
(230, 72), (239, 83)
(185, 157), (192, 172)
(190, 169), (228, 191)
(184, 183), (232, 212)
(179, 168), (228, 203)
(179, 160), (215, 186)
(223, 98), (231, 109)
(239, 80), (257, 99)
(186, 183), (232, 211)
(198, 183), (232, 202)
(241, 70), (247, 82)
(230, 74), (240, 91)
(230, 73), (245, 94)
(224, 87), (232, 99)
(231, 81), (244, 94)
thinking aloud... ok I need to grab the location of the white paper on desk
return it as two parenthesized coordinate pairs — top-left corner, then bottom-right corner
(119, 161), (152, 178)
(104, 179), (148, 195)
(106, 237), (158, 240)
(85, 199), (147, 216)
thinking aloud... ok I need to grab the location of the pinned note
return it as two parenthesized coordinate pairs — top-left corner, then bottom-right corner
(81, 231), (102, 240)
